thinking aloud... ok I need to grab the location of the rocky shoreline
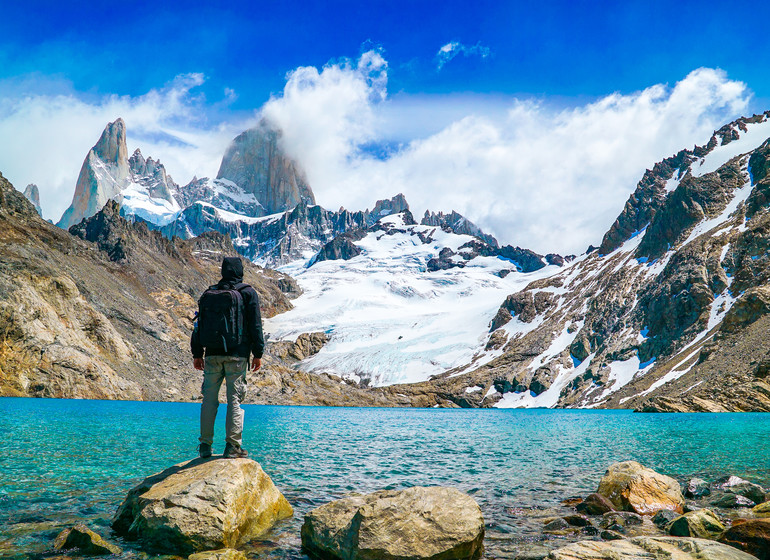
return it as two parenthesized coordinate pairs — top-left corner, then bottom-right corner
(44, 459), (770, 560)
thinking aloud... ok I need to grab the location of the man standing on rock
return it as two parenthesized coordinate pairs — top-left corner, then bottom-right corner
(191, 256), (264, 459)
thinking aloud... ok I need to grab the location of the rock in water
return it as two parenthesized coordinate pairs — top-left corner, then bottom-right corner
(667, 509), (725, 539)
(188, 549), (247, 560)
(548, 536), (758, 560)
(301, 486), (484, 560)
(684, 478), (711, 498)
(596, 461), (684, 515)
(112, 458), (293, 554)
(53, 524), (122, 555)
(575, 493), (617, 515)
(718, 519), (770, 560)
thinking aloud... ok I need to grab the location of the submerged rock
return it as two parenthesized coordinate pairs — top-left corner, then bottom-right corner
(52, 524), (122, 555)
(188, 549), (247, 560)
(718, 519), (770, 560)
(667, 509), (725, 539)
(301, 486), (484, 560)
(684, 478), (711, 498)
(710, 493), (756, 508)
(112, 458), (293, 554)
(718, 476), (766, 504)
(596, 461), (684, 515)
(548, 536), (758, 560)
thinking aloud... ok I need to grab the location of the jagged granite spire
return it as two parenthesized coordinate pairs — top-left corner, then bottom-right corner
(57, 118), (130, 229)
(216, 119), (315, 215)
(23, 184), (42, 216)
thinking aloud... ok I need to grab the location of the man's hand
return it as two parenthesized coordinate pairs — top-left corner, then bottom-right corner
(193, 358), (204, 371)
(251, 357), (262, 372)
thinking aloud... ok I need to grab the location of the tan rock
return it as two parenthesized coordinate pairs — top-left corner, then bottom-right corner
(301, 486), (484, 560)
(597, 461), (684, 515)
(753, 501), (770, 516)
(112, 458), (293, 554)
(548, 536), (758, 560)
(667, 509), (725, 539)
(53, 524), (122, 555)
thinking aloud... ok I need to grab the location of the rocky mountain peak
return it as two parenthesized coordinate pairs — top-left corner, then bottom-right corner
(421, 209), (499, 247)
(216, 119), (315, 215)
(93, 118), (129, 168)
(57, 118), (131, 229)
(23, 184), (42, 216)
(369, 193), (409, 221)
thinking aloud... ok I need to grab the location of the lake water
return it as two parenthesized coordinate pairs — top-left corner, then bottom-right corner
(1, 398), (769, 559)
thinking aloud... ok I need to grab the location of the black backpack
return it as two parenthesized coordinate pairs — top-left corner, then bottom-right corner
(197, 283), (247, 352)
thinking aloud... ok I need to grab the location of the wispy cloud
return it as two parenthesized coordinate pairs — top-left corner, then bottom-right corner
(436, 41), (491, 70)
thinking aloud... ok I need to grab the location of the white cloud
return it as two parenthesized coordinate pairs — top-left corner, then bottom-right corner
(436, 41), (491, 70)
(263, 59), (750, 254)
(0, 52), (753, 256)
(0, 74), (252, 221)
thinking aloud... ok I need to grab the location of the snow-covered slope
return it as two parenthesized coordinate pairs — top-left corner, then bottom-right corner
(265, 213), (560, 386)
(453, 111), (770, 411)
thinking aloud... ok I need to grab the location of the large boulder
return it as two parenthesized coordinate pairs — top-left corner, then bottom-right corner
(301, 486), (484, 560)
(548, 536), (758, 560)
(718, 519), (770, 560)
(596, 461), (684, 515)
(112, 458), (293, 554)
(667, 509), (725, 539)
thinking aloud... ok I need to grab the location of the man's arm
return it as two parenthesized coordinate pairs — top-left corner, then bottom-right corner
(191, 316), (204, 369)
(243, 286), (265, 370)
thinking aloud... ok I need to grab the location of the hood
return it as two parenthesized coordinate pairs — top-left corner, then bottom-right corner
(221, 256), (244, 282)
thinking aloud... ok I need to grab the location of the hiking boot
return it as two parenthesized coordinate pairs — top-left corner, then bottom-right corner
(223, 443), (248, 459)
(198, 443), (212, 458)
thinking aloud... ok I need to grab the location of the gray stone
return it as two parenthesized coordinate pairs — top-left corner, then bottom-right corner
(301, 486), (484, 560)
(684, 478), (711, 498)
(710, 493), (756, 508)
(549, 536), (759, 559)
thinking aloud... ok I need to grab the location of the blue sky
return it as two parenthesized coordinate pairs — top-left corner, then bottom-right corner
(1, 0), (768, 253)
(3, 0), (769, 109)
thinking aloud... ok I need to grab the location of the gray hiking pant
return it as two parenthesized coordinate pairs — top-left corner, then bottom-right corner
(200, 355), (248, 447)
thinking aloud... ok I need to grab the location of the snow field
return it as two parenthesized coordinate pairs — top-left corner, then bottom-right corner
(265, 222), (561, 386)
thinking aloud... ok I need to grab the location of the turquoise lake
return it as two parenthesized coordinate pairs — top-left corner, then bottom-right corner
(1, 398), (769, 559)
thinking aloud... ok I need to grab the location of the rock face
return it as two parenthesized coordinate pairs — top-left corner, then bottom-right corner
(217, 119), (315, 215)
(548, 536), (758, 560)
(22, 184), (42, 216)
(53, 524), (122, 555)
(58, 118), (130, 228)
(112, 458), (293, 554)
(596, 461), (684, 515)
(0, 172), (297, 401)
(421, 209), (499, 247)
(301, 486), (484, 560)
(718, 519), (770, 560)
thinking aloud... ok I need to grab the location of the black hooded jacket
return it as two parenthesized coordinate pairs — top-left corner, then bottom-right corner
(191, 257), (265, 360)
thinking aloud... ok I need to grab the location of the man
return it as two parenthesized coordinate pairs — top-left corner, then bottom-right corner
(191, 256), (264, 459)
